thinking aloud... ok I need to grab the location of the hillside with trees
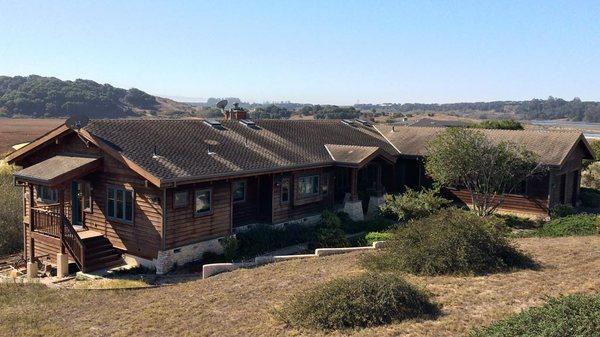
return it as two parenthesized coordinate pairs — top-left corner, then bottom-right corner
(356, 97), (600, 122)
(0, 75), (200, 118)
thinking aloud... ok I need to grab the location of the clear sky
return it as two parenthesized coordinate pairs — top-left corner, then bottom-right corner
(0, 1), (598, 105)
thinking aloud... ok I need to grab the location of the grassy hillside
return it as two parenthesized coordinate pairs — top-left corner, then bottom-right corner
(1, 236), (599, 336)
(0, 75), (200, 118)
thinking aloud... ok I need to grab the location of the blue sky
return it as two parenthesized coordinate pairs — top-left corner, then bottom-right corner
(0, 1), (598, 104)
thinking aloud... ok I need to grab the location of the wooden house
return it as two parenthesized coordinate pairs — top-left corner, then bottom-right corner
(5, 116), (593, 274)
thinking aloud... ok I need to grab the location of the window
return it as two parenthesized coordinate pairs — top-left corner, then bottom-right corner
(298, 175), (320, 197)
(173, 191), (188, 209)
(232, 181), (246, 203)
(107, 187), (134, 223)
(36, 186), (58, 203)
(195, 189), (212, 215)
(281, 178), (290, 203)
(321, 174), (329, 194)
(81, 181), (92, 212)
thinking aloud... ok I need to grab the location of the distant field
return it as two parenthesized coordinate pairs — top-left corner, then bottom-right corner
(0, 119), (64, 156)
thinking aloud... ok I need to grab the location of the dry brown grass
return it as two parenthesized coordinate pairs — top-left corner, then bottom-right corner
(1, 236), (599, 337)
(0, 118), (64, 154)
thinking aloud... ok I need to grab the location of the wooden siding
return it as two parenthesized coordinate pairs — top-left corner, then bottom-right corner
(164, 181), (231, 249)
(21, 132), (164, 260)
(272, 168), (334, 224)
(447, 188), (549, 215)
(232, 177), (259, 227)
(548, 142), (586, 209)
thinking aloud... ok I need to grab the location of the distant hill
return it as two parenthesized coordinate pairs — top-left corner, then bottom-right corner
(355, 97), (600, 123)
(0, 75), (200, 118)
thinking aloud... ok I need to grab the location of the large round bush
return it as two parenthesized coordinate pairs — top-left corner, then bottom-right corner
(277, 273), (440, 330)
(363, 208), (535, 275)
(471, 293), (600, 337)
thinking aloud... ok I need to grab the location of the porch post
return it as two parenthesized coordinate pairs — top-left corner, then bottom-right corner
(27, 184), (35, 262)
(59, 188), (65, 254)
(375, 164), (383, 196)
(350, 168), (358, 201)
(26, 184), (37, 278)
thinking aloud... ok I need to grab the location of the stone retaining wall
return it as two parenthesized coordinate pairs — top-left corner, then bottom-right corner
(202, 241), (387, 279)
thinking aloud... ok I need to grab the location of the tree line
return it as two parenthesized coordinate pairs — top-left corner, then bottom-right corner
(0, 75), (158, 118)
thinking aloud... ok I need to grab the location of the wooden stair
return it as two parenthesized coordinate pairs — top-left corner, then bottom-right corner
(81, 235), (123, 272)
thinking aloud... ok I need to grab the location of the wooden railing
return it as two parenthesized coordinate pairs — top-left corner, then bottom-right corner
(62, 217), (85, 270)
(31, 208), (61, 237)
(30, 206), (85, 270)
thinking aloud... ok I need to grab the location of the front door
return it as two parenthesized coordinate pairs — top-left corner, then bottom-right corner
(71, 181), (83, 226)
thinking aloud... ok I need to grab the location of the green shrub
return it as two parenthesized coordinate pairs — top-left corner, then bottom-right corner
(340, 216), (394, 234)
(471, 293), (600, 337)
(363, 208), (536, 275)
(550, 204), (576, 218)
(309, 211), (348, 249)
(536, 214), (600, 237)
(582, 161), (600, 189)
(0, 163), (22, 256)
(473, 119), (524, 130)
(220, 235), (239, 261)
(276, 273), (440, 330)
(236, 224), (312, 259)
(379, 188), (451, 221)
(364, 231), (393, 245)
(580, 187), (600, 208)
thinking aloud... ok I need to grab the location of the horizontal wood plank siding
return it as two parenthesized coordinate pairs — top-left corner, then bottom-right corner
(272, 168), (334, 224)
(165, 181), (231, 249)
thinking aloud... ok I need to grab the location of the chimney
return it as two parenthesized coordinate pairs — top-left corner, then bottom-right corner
(224, 102), (248, 120)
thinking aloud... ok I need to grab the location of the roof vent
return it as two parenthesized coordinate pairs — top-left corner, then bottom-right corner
(355, 119), (373, 127)
(204, 119), (226, 130)
(239, 119), (260, 129)
(341, 119), (357, 127)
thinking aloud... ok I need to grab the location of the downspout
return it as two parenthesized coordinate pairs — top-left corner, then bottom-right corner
(161, 188), (167, 251)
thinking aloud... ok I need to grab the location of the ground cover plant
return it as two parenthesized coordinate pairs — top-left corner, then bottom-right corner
(363, 208), (536, 275)
(276, 273), (440, 330)
(470, 293), (600, 337)
(535, 214), (600, 237)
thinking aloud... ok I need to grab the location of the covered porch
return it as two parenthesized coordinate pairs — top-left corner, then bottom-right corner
(14, 154), (121, 276)
(327, 144), (396, 221)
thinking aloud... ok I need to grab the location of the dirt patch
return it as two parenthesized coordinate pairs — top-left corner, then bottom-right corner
(1, 236), (599, 336)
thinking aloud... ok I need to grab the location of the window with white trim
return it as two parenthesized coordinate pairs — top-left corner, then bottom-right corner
(107, 187), (134, 223)
(281, 178), (290, 203)
(232, 181), (246, 203)
(36, 186), (58, 203)
(195, 189), (212, 215)
(298, 175), (320, 197)
(173, 191), (188, 209)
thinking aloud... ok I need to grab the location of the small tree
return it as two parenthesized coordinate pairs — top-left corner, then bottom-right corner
(425, 128), (540, 216)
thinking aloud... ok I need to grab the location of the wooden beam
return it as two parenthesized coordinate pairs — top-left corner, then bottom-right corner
(59, 188), (65, 254)
(28, 184), (35, 262)
(350, 168), (358, 201)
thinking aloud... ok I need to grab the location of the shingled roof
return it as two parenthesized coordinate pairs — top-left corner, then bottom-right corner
(375, 125), (594, 166)
(82, 119), (398, 184)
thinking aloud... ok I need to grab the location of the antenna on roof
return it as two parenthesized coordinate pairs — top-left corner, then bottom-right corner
(65, 114), (90, 147)
(216, 99), (228, 116)
(66, 114), (90, 131)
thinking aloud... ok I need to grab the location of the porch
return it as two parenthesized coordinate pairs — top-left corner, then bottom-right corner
(15, 154), (122, 276)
